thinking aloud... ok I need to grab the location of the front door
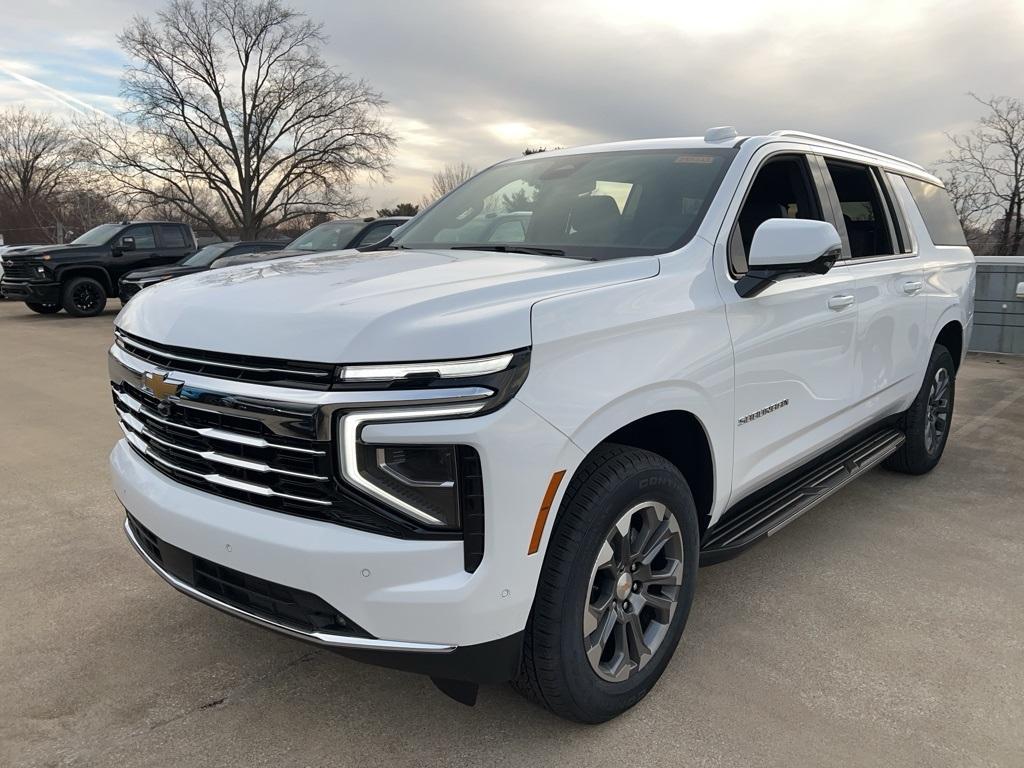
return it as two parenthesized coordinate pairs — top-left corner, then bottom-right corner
(715, 150), (861, 501)
(110, 224), (159, 282)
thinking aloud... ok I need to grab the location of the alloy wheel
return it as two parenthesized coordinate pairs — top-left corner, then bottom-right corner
(73, 283), (102, 313)
(924, 367), (951, 454)
(583, 500), (684, 683)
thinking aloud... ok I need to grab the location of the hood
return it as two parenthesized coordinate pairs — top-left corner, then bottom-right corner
(116, 248), (659, 362)
(123, 264), (203, 281)
(4, 244), (93, 261)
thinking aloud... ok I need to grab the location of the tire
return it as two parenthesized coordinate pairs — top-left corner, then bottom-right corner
(61, 276), (107, 317)
(25, 301), (61, 314)
(884, 344), (956, 475)
(514, 444), (700, 723)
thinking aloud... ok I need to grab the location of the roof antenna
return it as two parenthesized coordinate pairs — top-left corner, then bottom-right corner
(704, 126), (738, 143)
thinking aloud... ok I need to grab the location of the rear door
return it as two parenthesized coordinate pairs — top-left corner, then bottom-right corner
(818, 158), (927, 420)
(715, 149), (861, 501)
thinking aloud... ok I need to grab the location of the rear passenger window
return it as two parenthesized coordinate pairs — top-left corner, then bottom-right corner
(158, 225), (187, 248)
(902, 177), (968, 246)
(729, 154), (824, 275)
(824, 161), (894, 258)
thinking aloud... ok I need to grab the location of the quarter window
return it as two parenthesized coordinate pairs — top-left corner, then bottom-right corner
(824, 161), (894, 258)
(902, 177), (968, 246)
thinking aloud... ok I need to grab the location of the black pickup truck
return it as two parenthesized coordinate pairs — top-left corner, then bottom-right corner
(0, 221), (196, 317)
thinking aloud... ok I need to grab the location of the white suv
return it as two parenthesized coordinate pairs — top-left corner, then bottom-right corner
(109, 128), (974, 722)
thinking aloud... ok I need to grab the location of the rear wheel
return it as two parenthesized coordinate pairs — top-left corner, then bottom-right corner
(25, 301), (61, 314)
(514, 444), (699, 722)
(884, 344), (956, 475)
(61, 276), (107, 317)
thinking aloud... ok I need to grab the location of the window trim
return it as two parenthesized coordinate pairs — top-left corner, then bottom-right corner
(876, 170), (912, 254)
(725, 151), (830, 278)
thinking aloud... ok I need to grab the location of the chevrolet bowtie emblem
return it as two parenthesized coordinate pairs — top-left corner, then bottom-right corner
(143, 371), (183, 401)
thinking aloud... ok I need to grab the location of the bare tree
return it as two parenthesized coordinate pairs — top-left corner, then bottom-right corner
(939, 94), (1024, 255)
(78, 0), (395, 239)
(0, 107), (81, 239)
(421, 162), (476, 207)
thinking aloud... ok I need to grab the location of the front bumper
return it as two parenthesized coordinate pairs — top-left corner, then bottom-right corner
(123, 511), (524, 681)
(0, 278), (60, 303)
(111, 390), (581, 669)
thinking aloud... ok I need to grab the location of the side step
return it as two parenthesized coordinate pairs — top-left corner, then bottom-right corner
(700, 428), (905, 565)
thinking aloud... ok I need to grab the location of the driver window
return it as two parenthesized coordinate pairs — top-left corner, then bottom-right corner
(122, 225), (156, 250)
(729, 155), (823, 275)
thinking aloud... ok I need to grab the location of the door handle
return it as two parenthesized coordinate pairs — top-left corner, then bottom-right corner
(901, 280), (923, 295)
(827, 294), (855, 311)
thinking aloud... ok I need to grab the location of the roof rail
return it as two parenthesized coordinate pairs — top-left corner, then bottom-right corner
(769, 130), (927, 172)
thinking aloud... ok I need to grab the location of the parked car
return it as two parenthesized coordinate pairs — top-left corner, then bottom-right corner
(118, 240), (286, 302)
(1, 221), (196, 317)
(109, 128), (973, 722)
(210, 217), (410, 269)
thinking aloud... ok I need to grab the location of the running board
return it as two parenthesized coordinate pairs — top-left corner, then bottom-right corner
(700, 428), (905, 565)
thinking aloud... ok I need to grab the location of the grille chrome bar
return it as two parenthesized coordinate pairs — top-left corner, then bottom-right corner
(119, 422), (332, 507)
(119, 409), (329, 482)
(115, 389), (325, 456)
(114, 330), (329, 379)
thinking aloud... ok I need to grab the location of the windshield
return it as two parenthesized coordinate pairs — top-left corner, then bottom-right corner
(182, 242), (233, 267)
(288, 221), (363, 251)
(71, 223), (123, 246)
(391, 148), (735, 260)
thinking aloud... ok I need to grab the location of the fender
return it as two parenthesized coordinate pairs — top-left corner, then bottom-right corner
(56, 265), (114, 295)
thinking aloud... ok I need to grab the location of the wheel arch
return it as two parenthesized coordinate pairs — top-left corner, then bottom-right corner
(57, 266), (113, 296)
(934, 319), (964, 372)
(564, 409), (718, 537)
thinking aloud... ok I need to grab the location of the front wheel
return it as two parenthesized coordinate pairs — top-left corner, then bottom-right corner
(514, 444), (699, 722)
(61, 276), (107, 317)
(25, 301), (61, 314)
(884, 344), (956, 475)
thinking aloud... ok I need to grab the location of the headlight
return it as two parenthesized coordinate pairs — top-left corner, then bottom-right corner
(356, 444), (464, 529)
(338, 403), (484, 530)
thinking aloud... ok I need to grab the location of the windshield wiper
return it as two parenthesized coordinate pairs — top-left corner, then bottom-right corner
(450, 244), (567, 257)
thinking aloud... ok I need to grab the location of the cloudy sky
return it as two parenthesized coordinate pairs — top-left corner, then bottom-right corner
(2, 0), (1023, 210)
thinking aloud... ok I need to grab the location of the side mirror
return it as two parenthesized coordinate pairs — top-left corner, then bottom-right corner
(114, 236), (136, 255)
(737, 219), (842, 298)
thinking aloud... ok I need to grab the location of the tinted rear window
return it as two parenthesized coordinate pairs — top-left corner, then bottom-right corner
(159, 224), (188, 248)
(903, 177), (967, 246)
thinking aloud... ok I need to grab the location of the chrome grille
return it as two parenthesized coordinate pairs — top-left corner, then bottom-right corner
(111, 381), (417, 536)
(113, 330), (335, 390)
